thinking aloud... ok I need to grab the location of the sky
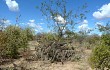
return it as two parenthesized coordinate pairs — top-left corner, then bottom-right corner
(0, 0), (110, 35)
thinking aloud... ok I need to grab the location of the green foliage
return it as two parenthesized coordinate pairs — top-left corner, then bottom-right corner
(24, 27), (34, 41)
(84, 34), (100, 49)
(4, 26), (28, 58)
(0, 31), (7, 57)
(0, 31), (7, 48)
(89, 29), (110, 69)
(89, 45), (110, 69)
(42, 33), (56, 41)
(86, 35), (100, 44)
(37, 32), (58, 43)
(101, 34), (110, 46)
(0, 25), (34, 59)
(65, 30), (76, 38)
(97, 22), (110, 34)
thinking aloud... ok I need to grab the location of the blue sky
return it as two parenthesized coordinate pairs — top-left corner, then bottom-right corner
(0, 0), (110, 34)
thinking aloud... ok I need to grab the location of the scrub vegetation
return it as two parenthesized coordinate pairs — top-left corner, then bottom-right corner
(0, 0), (110, 70)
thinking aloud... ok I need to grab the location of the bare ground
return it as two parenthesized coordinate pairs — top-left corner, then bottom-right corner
(0, 49), (92, 70)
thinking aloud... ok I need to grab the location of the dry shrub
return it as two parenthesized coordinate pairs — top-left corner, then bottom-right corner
(32, 41), (77, 63)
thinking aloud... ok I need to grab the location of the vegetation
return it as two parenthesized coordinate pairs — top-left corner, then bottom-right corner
(28, 0), (89, 63)
(89, 45), (110, 69)
(89, 23), (110, 70)
(38, 0), (88, 40)
(24, 27), (34, 41)
(1, 0), (110, 70)
(0, 25), (34, 59)
(35, 41), (75, 63)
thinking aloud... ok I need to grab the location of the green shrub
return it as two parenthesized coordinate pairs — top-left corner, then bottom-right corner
(89, 45), (110, 69)
(4, 26), (28, 58)
(0, 31), (7, 58)
(89, 33), (110, 70)
(101, 34), (110, 46)
(0, 31), (7, 49)
(24, 27), (34, 41)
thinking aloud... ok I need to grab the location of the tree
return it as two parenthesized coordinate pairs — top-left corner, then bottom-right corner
(37, 0), (88, 40)
(97, 21), (110, 34)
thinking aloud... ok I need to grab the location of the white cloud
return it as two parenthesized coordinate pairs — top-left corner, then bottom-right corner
(27, 19), (43, 32)
(93, 3), (110, 20)
(0, 19), (11, 24)
(95, 22), (103, 26)
(78, 20), (88, 30)
(82, 20), (88, 24)
(0, 19), (11, 29)
(29, 20), (35, 23)
(78, 24), (88, 31)
(5, 20), (11, 24)
(54, 15), (66, 24)
(5, 0), (19, 11)
(78, 20), (92, 33)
